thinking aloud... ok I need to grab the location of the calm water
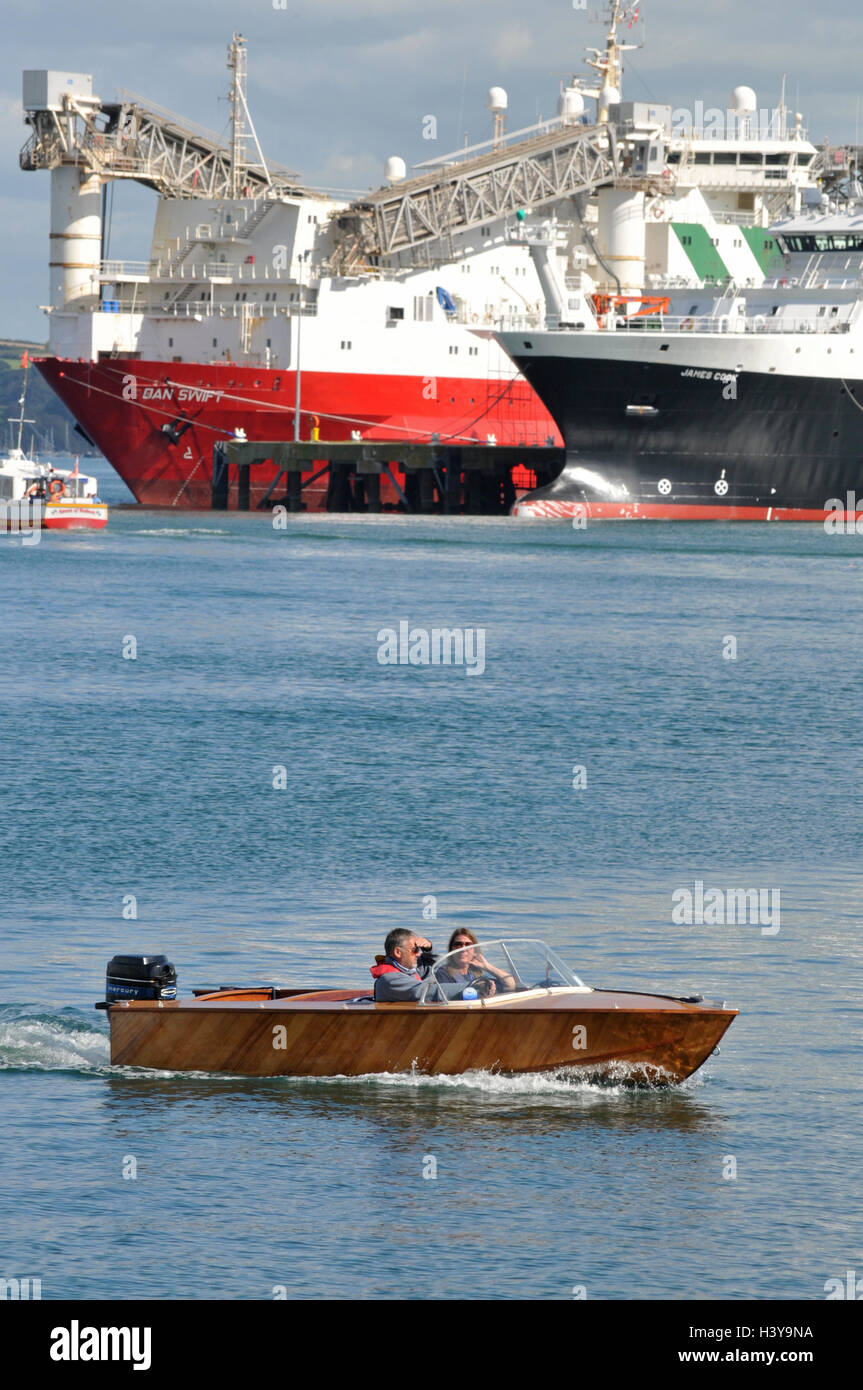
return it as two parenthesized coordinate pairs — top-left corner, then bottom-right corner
(1, 488), (861, 1300)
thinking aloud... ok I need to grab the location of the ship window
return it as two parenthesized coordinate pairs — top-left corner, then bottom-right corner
(771, 305), (779, 315)
(712, 152), (737, 165)
(387, 306), (405, 320)
(765, 154), (789, 165)
(168, 338), (173, 347)
(273, 377), (281, 390)
(523, 341), (533, 349)
(414, 296), (433, 321)
(212, 338), (217, 347)
(740, 152), (764, 165)
(660, 344), (669, 351)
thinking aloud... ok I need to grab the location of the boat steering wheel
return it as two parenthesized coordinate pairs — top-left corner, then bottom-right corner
(463, 974), (496, 998)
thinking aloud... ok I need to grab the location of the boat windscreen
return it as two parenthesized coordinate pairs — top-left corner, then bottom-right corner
(422, 938), (583, 1003)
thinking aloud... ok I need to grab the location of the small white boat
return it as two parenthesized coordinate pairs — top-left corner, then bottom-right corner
(1, 363), (107, 531)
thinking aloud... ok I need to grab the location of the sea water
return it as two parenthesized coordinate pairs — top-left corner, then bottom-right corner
(1, 490), (861, 1299)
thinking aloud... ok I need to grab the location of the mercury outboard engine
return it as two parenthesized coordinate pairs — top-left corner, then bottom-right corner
(104, 954), (177, 1003)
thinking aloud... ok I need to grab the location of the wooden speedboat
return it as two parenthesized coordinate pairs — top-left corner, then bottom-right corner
(98, 940), (737, 1084)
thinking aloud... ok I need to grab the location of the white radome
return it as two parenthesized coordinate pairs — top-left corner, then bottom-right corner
(730, 85), (757, 116)
(600, 84), (621, 109)
(384, 156), (406, 184)
(486, 86), (508, 114)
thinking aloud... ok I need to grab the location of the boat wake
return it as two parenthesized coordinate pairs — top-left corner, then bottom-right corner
(300, 1060), (690, 1098)
(0, 1005), (111, 1075)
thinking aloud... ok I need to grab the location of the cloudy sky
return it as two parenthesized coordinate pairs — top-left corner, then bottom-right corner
(3, 0), (861, 340)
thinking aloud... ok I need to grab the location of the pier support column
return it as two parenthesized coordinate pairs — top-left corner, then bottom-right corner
(211, 450), (229, 510)
(501, 470), (516, 515)
(237, 464), (250, 512)
(403, 472), (420, 512)
(326, 462), (355, 511)
(464, 470), (483, 514)
(365, 472), (381, 513)
(444, 451), (462, 513)
(419, 468), (436, 514)
(287, 471), (302, 512)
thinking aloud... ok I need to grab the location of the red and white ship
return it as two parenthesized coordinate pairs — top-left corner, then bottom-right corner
(21, 39), (572, 512)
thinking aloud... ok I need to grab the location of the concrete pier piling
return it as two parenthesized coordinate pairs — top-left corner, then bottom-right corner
(212, 440), (563, 515)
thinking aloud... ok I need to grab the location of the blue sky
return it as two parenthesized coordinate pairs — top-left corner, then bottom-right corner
(3, 0), (861, 339)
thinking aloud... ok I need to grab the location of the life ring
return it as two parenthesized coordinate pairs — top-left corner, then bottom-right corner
(681, 317), (695, 331)
(471, 313), (479, 323)
(651, 200), (666, 219)
(47, 479), (66, 500)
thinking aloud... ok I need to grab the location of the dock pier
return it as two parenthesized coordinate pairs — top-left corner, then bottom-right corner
(211, 440), (563, 515)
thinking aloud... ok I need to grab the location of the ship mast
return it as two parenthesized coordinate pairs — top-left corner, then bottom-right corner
(227, 32), (272, 199)
(12, 359), (35, 456)
(586, 1), (641, 122)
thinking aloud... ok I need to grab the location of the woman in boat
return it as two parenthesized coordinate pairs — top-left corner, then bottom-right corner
(437, 929), (515, 997)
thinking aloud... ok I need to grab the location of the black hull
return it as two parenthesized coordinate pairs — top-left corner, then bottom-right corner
(510, 354), (863, 519)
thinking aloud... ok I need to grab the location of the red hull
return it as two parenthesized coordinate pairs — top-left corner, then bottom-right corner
(35, 357), (560, 510)
(514, 498), (841, 522)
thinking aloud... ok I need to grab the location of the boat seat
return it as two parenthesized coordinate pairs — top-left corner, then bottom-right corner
(287, 988), (373, 1003)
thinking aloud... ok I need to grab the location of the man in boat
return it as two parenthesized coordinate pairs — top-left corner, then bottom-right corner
(370, 929), (439, 1002)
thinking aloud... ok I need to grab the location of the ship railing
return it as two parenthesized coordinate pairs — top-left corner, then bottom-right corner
(675, 122), (808, 142)
(95, 299), (319, 319)
(101, 258), (307, 284)
(611, 313), (852, 335)
(712, 211), (770, 226)
(101, 260), (155, 279)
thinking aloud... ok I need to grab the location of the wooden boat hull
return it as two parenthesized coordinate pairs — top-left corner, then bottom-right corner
(107, 989), (737, 1083)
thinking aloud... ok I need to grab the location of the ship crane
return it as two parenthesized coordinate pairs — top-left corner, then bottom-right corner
(20, 40), (301, 202)
(328, 120), (621, 274)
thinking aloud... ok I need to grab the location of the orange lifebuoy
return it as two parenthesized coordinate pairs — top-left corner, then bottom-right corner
(47, 479), (66, 500)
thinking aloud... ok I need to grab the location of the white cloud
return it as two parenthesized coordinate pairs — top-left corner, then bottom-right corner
(491, 23), (533, 69)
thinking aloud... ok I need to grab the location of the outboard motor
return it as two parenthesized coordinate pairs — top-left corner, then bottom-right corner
(104, 954), (177, 1003)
